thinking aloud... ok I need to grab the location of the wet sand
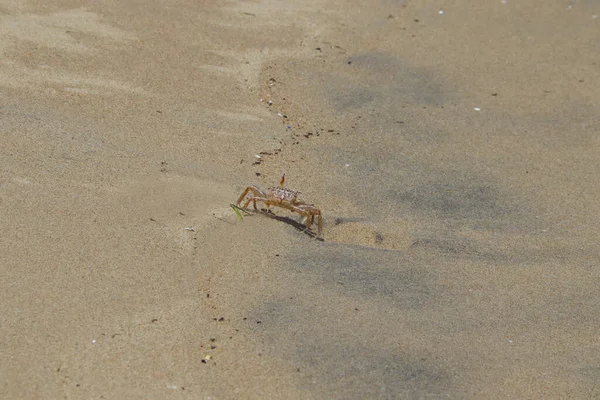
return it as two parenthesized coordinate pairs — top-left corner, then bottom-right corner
(1, 0), (599, 398)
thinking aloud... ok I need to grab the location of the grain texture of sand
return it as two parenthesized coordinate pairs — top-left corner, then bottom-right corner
(1, 0), (599, 398)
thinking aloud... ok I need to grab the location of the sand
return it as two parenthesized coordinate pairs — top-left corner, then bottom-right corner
(1, 0), (599, 398)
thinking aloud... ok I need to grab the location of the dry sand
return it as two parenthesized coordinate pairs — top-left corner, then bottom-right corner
(1, 0), (599, 398)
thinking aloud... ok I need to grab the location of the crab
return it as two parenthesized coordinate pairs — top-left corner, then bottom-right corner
(235, 174), (323, 238)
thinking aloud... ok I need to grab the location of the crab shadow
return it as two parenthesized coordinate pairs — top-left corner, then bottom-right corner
(244, 208), (323, 241)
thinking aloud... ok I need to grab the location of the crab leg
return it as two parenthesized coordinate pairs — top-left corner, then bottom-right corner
(242, 196), (273, 210)
(236, 186), (268, 210)
(288, 204), (323, 238)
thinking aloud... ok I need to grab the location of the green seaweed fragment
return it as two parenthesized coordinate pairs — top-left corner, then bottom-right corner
(230, 203), (243, 220)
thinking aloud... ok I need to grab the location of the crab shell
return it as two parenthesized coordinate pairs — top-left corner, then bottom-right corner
(268, 186), (300, 203)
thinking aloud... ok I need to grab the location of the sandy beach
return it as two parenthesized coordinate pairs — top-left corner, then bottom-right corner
(1, 0), (599, 398)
